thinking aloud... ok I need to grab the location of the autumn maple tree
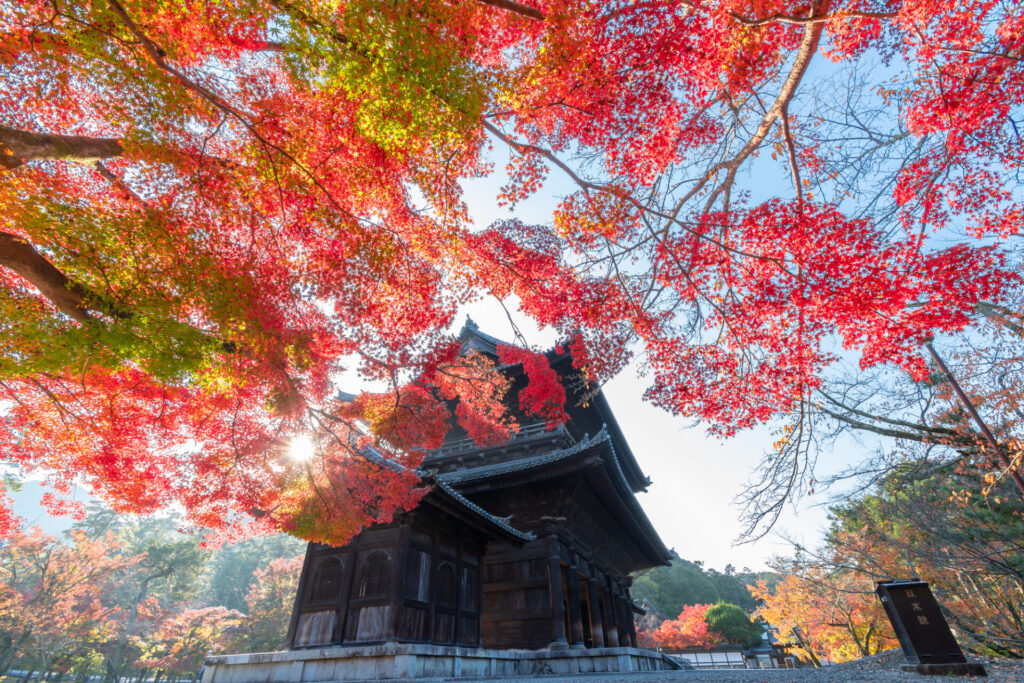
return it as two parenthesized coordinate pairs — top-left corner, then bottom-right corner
(642, 603), (722, 650)
(751, 569), (896, 663)
(2, 0), (1021, 542)
(239, 555), (303, 652)
(136, 607), (244, 676)
(0, 527), (136, 677)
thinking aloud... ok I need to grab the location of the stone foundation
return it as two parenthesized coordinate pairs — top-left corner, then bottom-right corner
(202, 643), (680, 682)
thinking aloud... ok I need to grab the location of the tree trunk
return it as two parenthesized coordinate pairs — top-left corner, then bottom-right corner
(0, 125), (122, 170)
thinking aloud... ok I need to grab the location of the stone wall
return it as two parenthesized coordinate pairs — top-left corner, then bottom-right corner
(202, 643), (679, 682)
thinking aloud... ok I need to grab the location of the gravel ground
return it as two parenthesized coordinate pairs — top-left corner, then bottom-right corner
(414, 650), (1022, 682)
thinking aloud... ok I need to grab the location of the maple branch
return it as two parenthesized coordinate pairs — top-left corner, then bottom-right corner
(482, 121), (601, 193)
(817, 390), (963, 438)
(0, 125), (123, 170)
(926, 342), (1024, 499)
(659, 0), (830, 222)
(106, 0), (367, 230)
(484, 120), (786, 269)
(705, 0), (830, 207)
(780, 103), (803, 201)
(0, 231), (243, 355)
(725, 8), (896, 27)
(93, 161), (148, 208)
(819, 406), (951, 444)
(267, 0), (366, 56)
(474, 0), (544, 21)
(0, 232), (94, 323)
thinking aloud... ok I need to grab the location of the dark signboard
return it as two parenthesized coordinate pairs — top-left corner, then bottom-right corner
(875, 580), (965, 665)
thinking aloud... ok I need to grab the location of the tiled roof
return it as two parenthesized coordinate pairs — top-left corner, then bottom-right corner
(438, 428), (611, 485)
(431, 478), (536, 542)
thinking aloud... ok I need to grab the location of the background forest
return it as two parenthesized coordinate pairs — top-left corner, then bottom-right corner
(0, 503), (303, 682)
(633, 558), (774, 617)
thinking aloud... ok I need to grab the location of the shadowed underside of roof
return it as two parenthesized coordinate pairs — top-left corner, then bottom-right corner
(438, 427), (672, 567)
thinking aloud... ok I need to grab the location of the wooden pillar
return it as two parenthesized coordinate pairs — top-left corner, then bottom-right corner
(587, 577), (605, 648)
(626, 599), (638, 647)
(565, 562), (585, 646)
(428, 532), (439, 642)
(339, 536), (362, 642)
(546, 536), (568, 648)
(617, 592), (635, 647)
(604, 578), (620, 647)
(454, 536), (463, 644)
(387, 525), (410, 641)
(614, 588), (631, 647)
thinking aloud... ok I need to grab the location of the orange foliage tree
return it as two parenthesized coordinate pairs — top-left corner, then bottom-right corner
(641, 604), (723, 650)
(240, 555), (304, 653)
(0, 527), (138, 677)
(750, 568), (896, 664)
(136, 607), (244, 676)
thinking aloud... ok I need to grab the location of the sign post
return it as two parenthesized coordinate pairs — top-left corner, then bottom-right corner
(875, 579), (986, 677)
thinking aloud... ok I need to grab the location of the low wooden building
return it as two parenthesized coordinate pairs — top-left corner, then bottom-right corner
(285, 321), (672, 652)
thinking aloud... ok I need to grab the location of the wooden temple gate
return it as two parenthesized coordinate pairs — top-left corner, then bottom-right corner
(286, 322), (668, 653)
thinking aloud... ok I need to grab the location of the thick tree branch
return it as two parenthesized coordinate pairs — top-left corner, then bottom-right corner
(475, 0), (543, 21)
(0, 125), (123, 170)
(266, 0), (365, 56)
(0, 232), (93, 323)
(723, 7), (895, 27)
(818, 390), (962, 437)
(1, 233), (240, 353)
(820, 406), (951, 444)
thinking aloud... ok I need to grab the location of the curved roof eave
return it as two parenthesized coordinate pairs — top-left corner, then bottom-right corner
(425, 476), (536, 544)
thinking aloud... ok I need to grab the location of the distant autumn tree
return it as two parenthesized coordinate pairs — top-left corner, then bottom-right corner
(202, 534), (304, 613)
(750, 568), (896, 663)
(0, 527), (135, 679)
(136, 607), (244, 677)
(87, 516), (206, 683)
(240, 555), (303, 653)
(643, 603), (723, 650)
(2, 0), (1022, 544)
(820, 461), (1024, 656)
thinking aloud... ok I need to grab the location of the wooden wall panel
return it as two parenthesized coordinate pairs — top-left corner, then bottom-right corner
(351, 605), (390, 641)
(398, 605), (428, 641)
(481, 540), (555, 649)
(293, 610), (336, 647)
